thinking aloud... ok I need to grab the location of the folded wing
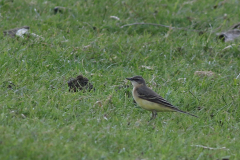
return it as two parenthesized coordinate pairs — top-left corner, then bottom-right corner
(136, 86), (179, 110)
(136, 86), (198, 118)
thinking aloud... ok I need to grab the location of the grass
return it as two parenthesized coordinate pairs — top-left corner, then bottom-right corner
(0, 0), (240, 159)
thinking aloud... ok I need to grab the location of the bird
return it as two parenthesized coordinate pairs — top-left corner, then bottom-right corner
(126, 76), (198, 120)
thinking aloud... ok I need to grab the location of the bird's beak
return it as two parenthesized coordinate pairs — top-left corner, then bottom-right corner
(126, 77), (132, 81)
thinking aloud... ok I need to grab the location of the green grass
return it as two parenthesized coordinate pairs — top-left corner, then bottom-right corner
(0, 0), (240, 159)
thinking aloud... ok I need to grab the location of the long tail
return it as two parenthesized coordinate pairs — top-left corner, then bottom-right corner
(177, 109), (198, 118)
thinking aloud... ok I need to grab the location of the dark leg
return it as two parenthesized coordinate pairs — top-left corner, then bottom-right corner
(150, 110), (157, 121)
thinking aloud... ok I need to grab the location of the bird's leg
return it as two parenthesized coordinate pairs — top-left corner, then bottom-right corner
(149, 110), (157, 121)
(153, 110), (157, 119)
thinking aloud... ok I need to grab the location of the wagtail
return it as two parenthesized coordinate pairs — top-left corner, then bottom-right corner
(126, 76), (198, 120)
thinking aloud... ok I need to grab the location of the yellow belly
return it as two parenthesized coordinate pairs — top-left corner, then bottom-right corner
(133, 92), (175, 112)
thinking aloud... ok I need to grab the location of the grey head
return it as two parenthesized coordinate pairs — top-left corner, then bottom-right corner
(126, 76), (146, 86)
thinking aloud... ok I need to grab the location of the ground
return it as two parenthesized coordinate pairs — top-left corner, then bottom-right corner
(0, 0), (240, 159)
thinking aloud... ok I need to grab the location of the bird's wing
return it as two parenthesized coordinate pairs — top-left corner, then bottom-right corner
(136, 86), (179, 111)
(136, 86), (198, 118)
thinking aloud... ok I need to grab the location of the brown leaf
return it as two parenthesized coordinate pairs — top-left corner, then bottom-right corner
(103, 114), (108, 120)
(110, 16), (120, 21)
(93, 101), (102, 107)
(191, 145), (228, 150)
(217, 29), (240, 42)
(105, 95), (112, 104)
(141, 65), (153, 70)
(83, 45), (91, 50)
(194, 71), (216, 77)
(231, 22), (240, 29)
(222, 44), (236, 50)
(21, 114), (26, 119)
(186, 16), (195, 22)
(3, 26), (29, 38)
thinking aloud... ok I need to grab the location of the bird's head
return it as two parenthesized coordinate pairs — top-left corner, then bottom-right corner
(126, 76), (146, 87)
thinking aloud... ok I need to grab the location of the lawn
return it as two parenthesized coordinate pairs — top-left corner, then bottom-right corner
(0, 0), (240, 159)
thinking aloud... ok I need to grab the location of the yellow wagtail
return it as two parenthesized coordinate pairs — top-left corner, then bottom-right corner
(126, 76), (198, 120)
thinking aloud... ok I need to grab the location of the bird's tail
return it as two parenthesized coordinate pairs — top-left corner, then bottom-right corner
(177, 109), (198, 118)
